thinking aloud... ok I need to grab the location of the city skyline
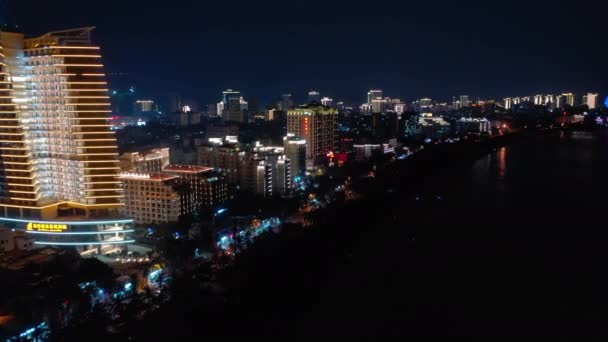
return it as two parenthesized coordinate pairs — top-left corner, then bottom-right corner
(4, 0), (606, 107)
(1, 3), (608, 340)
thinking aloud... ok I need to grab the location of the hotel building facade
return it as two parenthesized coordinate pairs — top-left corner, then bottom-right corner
(286, 104), (337, 163)
(120, 166), (229, 224)
(0, 27), (133, 250)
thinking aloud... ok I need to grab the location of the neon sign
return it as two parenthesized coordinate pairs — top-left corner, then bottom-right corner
(26, 222), (68, 232)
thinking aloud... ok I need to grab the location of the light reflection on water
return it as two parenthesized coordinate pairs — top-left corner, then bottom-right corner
(460, 130), (608, 209)
(497, 146), (507, 180)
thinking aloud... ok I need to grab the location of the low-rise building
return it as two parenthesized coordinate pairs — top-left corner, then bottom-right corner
(120, 173), (186, 224)
(0, 227), (36, 253)
(418, 113), (451, 140)
(120, 164), (229, 225)
(163, 165), (230, 208)
(353, 144), (382, 161)
(455, 117), (491, 134)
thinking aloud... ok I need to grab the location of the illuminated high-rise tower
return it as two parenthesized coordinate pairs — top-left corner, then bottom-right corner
(221, 89), (246, 123)
(0, 27), (132, 249)
(555, 93), (575, 108)
(583, 93), (598, 109)
(320, 97), (334, 107)
(367, 90), (383, 104)
(287, 104), (337, 163)
(459, 95), (470, 107)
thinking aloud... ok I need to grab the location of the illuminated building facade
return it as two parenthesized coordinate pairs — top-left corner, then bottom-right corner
(353, 144), (383, 161)
(0, 27), (132, 250)
(320, 97), (333, 107)
(394, 103), (406, 114)
(119, 147), (170, 173)
(222, 89), (247, 123)
(163, 165), (229, 208)
(419, 98), (433, 109)
(239, 154), (272, 197)
(283, 134), (306, 181)
(120, 166), (228, 224)
(264, 109), (278, 121)
(360, 103), (372, 114)
(583, 93), (598, 109)
(418, 113), (451, 140)
(119, 173), (184, 224)
(455, 117), (491, 134)
(556, 93), (575, 108)
(287, 104), (337, 162)
(459, 95), (469, 107)
(198, 138), (241, 184)
(367, 90), (382, 105)
(371, 98), (388, 113)
(134, 99), (154, 113)
(251, 145), (292, 196)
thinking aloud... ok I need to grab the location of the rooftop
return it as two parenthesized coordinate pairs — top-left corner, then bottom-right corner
(289, 103), (338, 112)
(119, 173), (178, 182)
(457, 117), (489, 122)
(163, 165), (214, 174)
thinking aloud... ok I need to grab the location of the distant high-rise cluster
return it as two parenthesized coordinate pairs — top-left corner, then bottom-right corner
(502, 92), (598, 110)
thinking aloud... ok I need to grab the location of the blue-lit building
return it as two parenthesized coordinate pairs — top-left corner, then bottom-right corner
(0, 217), (134, 252)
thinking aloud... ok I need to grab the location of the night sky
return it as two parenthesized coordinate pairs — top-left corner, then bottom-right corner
(7, 0), (608, 108)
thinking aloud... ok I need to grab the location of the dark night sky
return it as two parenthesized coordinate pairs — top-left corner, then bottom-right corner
(8, 0), (608, 108)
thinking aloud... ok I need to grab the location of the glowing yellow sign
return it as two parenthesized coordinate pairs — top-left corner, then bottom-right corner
(26, 222), (68, 232)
